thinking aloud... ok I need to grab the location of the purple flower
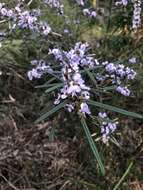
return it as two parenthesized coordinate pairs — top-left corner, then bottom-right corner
(76, 0), (85, 6)
(39, 21), (52, 35)
(79, 102), (91, 116)
(67, 82), (81, 96)
(49, 42), (92, 115)
(49, 48), (63, 61)
(81, 91), (90, 100)
(125, 68), (136, 80)
(100, 62), (136, 95)
(27, 59), (53, 80)
(105, 63), (116, 73)
(0, 3), (52, 35)
(98, 112), (118, 144)
(17, 11), (38, 30)
(64, 29), (69, 33)
(66, 103), (75, 112)
(83, 9), (97, 18)
(90, 11), (97, 18)
(0, 8), (8, 16)
(115, 0), (128, 6)
(129, 57), (137, 64)
(116, 0), (141, 29)
(116, 86), (130, 96)
(98, 112), (107, 118)
(132, 0), (141, 29)
(43, 0), (64, 14)
(83, 8), (90, 16)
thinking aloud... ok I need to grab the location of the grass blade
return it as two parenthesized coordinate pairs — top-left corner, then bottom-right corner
(113, 162), (133, 190)
(66, 177), (100, 189)
(102, 85), (116, 91)
(35, 100), (68, 123)
(84, 68), (97, 87)
(88, 100), (143, 119)
(81, 117), (105, 175)
(45, 83), (63, 93)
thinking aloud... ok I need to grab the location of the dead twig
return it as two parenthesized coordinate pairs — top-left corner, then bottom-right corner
(0, 173), (20, 190)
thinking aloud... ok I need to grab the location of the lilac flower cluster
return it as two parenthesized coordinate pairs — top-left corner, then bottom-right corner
(49, 42), (100, 116)
(132, 0), (142, 29)
(83, 8), (97, 18)
(98, 112), (118, 144)
(96, 62), (136, 96)
(43, 0), (64, 14)
(116, 86), (130, 96)
(0, 3), (51, 35)
(75, 0), (97, 18)
(28, 60), (53, 80)
(115, 0), (128, 6)
(28, 41), (136, 116)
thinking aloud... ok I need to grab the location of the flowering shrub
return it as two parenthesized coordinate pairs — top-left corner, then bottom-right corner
(0, 2), (51, 35)
(115, 0), (142, 29)
(0, 0), (143, 175)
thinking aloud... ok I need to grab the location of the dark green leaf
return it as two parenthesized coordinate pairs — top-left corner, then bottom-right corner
(81, 117), (105, 175)
(35, 100), (68, 123)
(84, 68), (97, 87)
(45, 83), (63, 93)
(113, 162), (133, 190)
(102, 85), (117, 91)
(88, 100), (143, 119)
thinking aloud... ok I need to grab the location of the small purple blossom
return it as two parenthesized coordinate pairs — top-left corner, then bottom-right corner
(132, 0), (141, 29)
(83, 9), (97, 18)
(43, 0), (64, 14)
(76, 0), (85, 6)
(129, 57), (137, 64)
(116, 86), (130, 96)
(39, 21), (52, 35)
(17, 10), (38, 30)
(98, 112), (118, 144)
(98, 61), (136, 96)
(105, 63), (116, 73)
(79, 102), (91, 116)
(98, 112), (107, 118)
(27, 60), (53, 80)
(66, 103), (75, 112)
(115, 0), (128, 6)
(63, 29), (69, 33)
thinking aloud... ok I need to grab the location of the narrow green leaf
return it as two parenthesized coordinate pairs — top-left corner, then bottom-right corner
(81, 117), (105, 175)
(84, 68), (97, 87)
(35, 100), (68, 123)
(66, 177), (100, 189)
(35, 78), (56, 88)
(102, 85), (117, 91)
(36, 83), (60, 89)
(113, 162), (133, 190)
(80, 66), (103, 74)
(45, 83), (63, 93)
(88, 100), (143, 119)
